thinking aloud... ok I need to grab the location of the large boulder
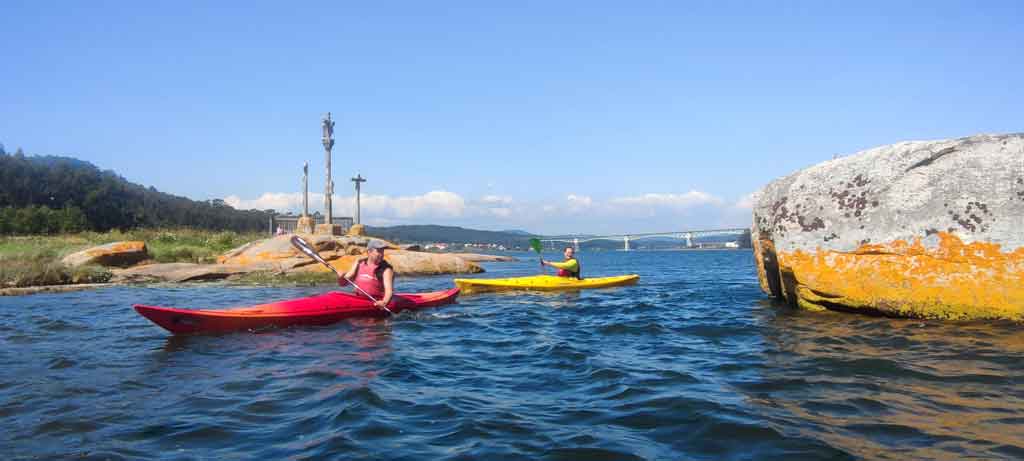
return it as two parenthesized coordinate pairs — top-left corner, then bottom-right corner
(446, 253), (518, 262)
(753, 133), (1024, 321)
(217, 235), (377, 265)
(62, 241), (149, 268)
(218, 234), (484, 276)
(296, 250), (484, 275)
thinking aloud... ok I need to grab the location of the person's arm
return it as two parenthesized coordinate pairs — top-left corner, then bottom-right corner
(375, 267), (394, 307)
(340, 259), (363, 285)
(546, 259), (578, 272)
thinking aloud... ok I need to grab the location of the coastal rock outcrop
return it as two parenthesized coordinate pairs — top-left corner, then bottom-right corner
(112, 262), (275, 283)
(100, 234), (491, 284)
(446, 253), (518, 262)
(61, 241), (149, 268)
(217, 235), (379, 266)
(295, 250), (484, 275)
(219, 234), (484, 275)
(752, 133), (1024, 321)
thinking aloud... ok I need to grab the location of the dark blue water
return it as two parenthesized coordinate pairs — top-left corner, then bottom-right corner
(2, 250), (1022, 460)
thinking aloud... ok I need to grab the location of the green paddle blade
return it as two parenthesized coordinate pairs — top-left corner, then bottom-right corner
(529, 238), (542, 253)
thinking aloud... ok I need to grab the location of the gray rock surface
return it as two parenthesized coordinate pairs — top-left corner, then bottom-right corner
(754, 133), (1024, 252)
(112, 262), (276, 283)
(752, 132), (1024, 320)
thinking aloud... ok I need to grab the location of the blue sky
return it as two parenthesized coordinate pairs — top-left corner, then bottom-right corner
(3, 1), (1021, 234)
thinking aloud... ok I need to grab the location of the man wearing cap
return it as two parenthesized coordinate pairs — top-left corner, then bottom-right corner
(341, 239), (395, 309)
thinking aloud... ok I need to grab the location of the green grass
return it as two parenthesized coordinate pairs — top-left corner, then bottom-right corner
(0, 228), (266, 288)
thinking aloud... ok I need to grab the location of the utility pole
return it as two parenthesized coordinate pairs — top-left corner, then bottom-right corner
(302, 161), (309, 217)
(322, 113), (335, 226)
(296, 161), (314, 234)
(351, 174), (366, 225)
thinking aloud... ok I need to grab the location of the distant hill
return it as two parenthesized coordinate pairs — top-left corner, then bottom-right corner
(0, 146), (271, 234)
(499, 229), (536, 236)
(364, 225), (535, 247)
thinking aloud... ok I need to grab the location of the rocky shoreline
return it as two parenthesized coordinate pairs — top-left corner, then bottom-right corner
(2, 233), (516, 296)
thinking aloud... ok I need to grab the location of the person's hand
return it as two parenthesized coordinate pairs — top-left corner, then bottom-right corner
(337, 275), (348, 287)
(540, 258), (546, 265)
(373, 300), (388, 309)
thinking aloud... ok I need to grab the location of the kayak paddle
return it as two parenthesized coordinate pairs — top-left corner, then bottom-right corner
(529, 237), (545, 274)
(289, 235), (393, 315)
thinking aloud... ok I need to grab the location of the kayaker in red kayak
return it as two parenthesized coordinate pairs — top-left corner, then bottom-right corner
(541, 246), (581, 279)
(341, 239), (395, 309)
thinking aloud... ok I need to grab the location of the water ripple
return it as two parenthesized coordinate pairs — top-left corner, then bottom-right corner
(1, 251), (1022, 460)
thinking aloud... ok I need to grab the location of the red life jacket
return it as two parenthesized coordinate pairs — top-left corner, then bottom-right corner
(354, 260), (389, 298)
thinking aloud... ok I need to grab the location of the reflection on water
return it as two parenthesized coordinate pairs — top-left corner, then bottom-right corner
(1, 250), (1021, 460)
(750, 301), (1024, 460)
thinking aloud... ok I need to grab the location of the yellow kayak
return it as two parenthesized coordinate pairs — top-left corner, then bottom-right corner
(454, 274), (639, 293)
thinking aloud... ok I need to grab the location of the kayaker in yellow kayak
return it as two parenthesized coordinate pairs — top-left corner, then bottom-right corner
(341, 239), (395, 309)
(541, 246), (581, 279)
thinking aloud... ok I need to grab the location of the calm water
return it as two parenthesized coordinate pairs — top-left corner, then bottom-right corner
(2, 250), (1022, 460)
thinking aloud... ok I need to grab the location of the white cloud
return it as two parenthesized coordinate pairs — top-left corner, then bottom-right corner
(225, 190), (465, 219)
(480, 195), (513, 204)
(609, 191), (723, 208)
(388, 191), (465, 218)
(566, 194), (592, 206)
(733, 190), (762, 210)
(488, 207), (512, 218)
(225, 188), (753, 234)
(224, 192), (309, 211)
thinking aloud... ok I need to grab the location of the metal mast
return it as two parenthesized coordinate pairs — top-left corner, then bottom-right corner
(302, 161), (309, 217)
(321, 113), (335, 224)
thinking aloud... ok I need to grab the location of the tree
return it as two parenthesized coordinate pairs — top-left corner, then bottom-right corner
(0, 149), (273, 234)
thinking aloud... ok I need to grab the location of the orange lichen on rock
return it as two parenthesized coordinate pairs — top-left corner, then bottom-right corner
(295, 251), (483, 275)
(776, 232), (1024, 321)
(62, 241), (150, 268)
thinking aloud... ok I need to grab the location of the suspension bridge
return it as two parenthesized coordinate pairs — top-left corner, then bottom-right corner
(539, 227), (751, 251)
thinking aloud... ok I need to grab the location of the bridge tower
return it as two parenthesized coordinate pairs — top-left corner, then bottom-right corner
(572, 238), (579, 252)
(684, 232), (693, 248)
(623, 236), (630, 251)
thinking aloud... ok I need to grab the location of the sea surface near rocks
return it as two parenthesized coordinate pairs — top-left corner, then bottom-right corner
(1, 250), (1021, 460)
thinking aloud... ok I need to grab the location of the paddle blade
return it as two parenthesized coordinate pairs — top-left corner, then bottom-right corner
(290, 235), (341, 276)
(529, 238), (542, 254)
(290, 235), (319, 258)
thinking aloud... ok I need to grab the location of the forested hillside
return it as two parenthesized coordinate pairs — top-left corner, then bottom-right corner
(0, 146), (271, 234)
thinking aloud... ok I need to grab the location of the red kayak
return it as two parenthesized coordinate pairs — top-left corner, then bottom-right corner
(133, 288), (460, 335)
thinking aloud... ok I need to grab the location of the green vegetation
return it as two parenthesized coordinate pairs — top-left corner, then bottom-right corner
(135, 228), (263, 263)
(0, 228), (263, 288)
(0, 147), (272, 234)
(0, 240), (112, 288)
